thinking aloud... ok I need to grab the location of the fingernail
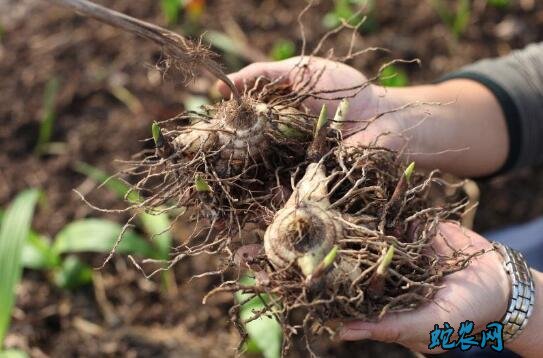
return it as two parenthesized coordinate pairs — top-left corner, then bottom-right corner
(338, 328), (372, 341)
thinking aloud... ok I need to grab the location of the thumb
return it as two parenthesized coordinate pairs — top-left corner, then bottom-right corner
(339, 311), (424, 343)
(338, 309), (444, 353)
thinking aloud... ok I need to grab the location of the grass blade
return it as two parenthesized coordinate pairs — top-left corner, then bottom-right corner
(0, 189), (40, 349)
(35, 77), (60, 156)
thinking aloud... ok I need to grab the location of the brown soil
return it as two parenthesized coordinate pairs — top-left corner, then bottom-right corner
(1, 0), (542, 357)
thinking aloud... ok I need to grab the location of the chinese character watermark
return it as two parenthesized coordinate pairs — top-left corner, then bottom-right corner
(428, 320), (504, 352)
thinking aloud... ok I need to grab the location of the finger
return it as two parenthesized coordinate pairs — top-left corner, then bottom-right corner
(215, 61), (293, 97)
(339, 310), (429, 344)
(432, 222), (492, 256)
(337, 225), (473, 342)
(339, 223), (496, 346)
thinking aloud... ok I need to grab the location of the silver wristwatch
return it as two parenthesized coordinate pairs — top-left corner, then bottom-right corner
(492, 242), (536, 342)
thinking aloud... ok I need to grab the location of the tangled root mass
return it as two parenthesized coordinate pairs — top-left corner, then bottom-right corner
(207, 144), (474, 354)
(68, 2), (478, 354)
(116, 63), (474, 355)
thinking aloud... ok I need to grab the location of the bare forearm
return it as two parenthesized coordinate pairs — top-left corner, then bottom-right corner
(355, 79), (509, 177)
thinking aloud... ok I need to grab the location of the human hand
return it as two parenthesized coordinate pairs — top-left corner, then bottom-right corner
(217, 56), (378, 122)
(218, 56), (510, 177)
(338, 222), (510, 354)
(217, 56), (408, 151)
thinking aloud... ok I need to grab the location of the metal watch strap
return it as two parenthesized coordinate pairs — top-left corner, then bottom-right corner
(492, 242), (535, 342)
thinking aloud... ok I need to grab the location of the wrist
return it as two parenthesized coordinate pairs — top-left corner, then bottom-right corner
(505, 270), (542, 357)
(485, 248), (512, 327)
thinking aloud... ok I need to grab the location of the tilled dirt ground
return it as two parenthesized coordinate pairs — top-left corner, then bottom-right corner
(1, 0), (542, 356)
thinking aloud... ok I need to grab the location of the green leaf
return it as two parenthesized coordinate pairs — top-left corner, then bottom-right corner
(432, 0), (453, 27)
(52, 218), (155, 258)
(160, 0), (183, 25)
(236, 277), (282, 358)
(243, 337), (262, 354)
(432, 0), (471, 38)
(0, 189), (40, 349)
(269, 39), (295, 61)
(453, 0), (471, 38)
(322, 0), (369, 29)
(203, 31), (239, 55)
(194, 176), (211, 192)
(277, 123), (307, 140)
(74, 162), (140, 203)
(35, 77), (60, 156)
(21, 232), (58, 270)
(183, 95), (210, 113)
(487, 0), (510, 8)
(74, 162), (173, 258)
(0, 349), (29, 358)
(379, 65), (409, 87)
(139, 213), (173, 260)
(53, 255), (93, 290)
(322, 12), (341, 29)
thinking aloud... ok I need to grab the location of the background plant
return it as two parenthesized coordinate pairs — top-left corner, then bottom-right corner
(323, 0), (377, 33)
(487, 0), (510, 9)
(236, 276), (282, 358)
(431, 0), (471, 38)
(34, 77), (60, 156)
(0, 190), (40, 354)
(379, 64), (409, 87)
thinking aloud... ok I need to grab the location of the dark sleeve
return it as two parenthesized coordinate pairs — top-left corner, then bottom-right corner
(440, 42), (543, 175)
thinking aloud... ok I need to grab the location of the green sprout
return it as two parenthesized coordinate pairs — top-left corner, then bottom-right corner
(315, 104), (328, 135)
(195, 175), (211, 192)
(152, 122), (162, 147)
(333, 99), (350, 124)
(322, 245), (339, 270)
(376, 244), (395, 276)
(404, 162), (415, 181)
